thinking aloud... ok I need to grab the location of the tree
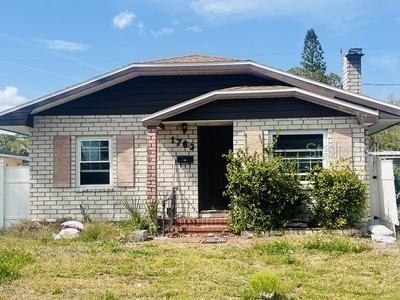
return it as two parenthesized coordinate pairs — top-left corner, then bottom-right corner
(370, 94), (400, 151)
(301, 28), (327, 73)
(0, 133), (28, 156)
(288, 28), (342, 88)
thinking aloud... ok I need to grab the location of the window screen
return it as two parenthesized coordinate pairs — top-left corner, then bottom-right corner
(79, 140), (110, 185)
(273, 134), (324, 174)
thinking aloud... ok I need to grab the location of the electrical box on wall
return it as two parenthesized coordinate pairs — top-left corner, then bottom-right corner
(176, 155), (194, 164)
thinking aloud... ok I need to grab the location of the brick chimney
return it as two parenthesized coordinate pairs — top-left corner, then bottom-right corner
(342, 48), (364, 94)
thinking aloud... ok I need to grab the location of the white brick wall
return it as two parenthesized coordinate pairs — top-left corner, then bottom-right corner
(30, 115), (148, 221)
(157, 124), (198, 217)
(29, 115), (370, 221)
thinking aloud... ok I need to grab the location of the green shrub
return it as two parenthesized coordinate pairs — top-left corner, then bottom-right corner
(0, 248), (32, 284)
(79, 222), (119, 243)
(310, 165), (367, 228)
(242, 272), (283, 300)
(304, 235), (371, 253)
(225, 149), (308, 233)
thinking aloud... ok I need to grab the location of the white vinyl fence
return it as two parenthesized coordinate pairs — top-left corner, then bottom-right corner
(369, 155), (399, 233)
(0, 160), (29, 230)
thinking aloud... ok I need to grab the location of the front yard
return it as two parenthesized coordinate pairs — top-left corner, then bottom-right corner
(0, 222), (399, 300)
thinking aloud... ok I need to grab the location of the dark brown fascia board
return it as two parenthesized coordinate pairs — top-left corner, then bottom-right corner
(247, 64), (400, 117)
(142, 88), (379, 127)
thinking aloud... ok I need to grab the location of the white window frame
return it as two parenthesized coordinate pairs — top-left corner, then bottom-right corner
(269, 130), (327, 177)
(76, 137), (113, 188)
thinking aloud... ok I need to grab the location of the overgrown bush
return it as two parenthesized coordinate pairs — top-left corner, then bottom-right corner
(0, 248), (32, 284)
(309, 166), (367, 228)
(225, 149), (307, 233)
(242, 272), (283, 300)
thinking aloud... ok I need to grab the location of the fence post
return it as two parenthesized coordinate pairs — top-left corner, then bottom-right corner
(0, 159), (4, 230)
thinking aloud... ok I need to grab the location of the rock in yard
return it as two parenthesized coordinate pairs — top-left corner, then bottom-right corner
(53, 228), (80, 240)
(133, 230), (149, 242)
(240, 231), (254, 239)
(61, 220), (84, 231)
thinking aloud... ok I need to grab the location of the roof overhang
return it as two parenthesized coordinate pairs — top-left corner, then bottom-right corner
(0, 60), (399, 131)
(0, 153), (29, 161)
(0, 126), (31, 135)
(142, 86), (379, 127)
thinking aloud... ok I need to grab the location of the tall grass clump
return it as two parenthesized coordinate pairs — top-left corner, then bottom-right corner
(122, 197), (158, 236)
(79, 222), (119, 243)
(304, 235), (371, 254)
(242, 272), (285, 300)
(0, 248), (33, 284)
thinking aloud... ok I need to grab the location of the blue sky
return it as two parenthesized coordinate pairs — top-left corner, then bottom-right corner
(1, 0), (400, 111)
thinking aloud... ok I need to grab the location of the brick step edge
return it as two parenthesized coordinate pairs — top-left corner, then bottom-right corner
(179, 225), (231, 233)
(175, 218), (230, 226)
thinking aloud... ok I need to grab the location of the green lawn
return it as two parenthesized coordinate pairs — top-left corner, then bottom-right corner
(0, 222), (399, 299)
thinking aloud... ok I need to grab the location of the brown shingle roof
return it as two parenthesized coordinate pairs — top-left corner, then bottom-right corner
(143, 54), (242, 64)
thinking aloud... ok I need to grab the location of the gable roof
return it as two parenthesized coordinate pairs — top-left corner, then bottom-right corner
(0, 54), (399, 135)
(142, 85), (379, 126)
(143, 54), (241, 64)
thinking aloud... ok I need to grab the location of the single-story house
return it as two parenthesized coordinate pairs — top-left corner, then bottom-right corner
(0, 153), (29, 166)
(0, 49), (399, 225)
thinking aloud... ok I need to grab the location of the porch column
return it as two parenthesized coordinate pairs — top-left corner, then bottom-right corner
(146, 126), (158, 204)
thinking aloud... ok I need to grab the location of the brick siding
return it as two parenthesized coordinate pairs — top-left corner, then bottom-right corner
(29, 115), (370, 221)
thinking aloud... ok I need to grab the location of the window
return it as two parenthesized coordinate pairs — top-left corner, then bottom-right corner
(273, 133), (324, 175)
(78, 139), (112, 186)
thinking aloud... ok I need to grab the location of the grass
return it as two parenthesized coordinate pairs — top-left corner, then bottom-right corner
(0, 222), (399, 299)
(242, 272), (283, 300)
(0, 248), (33, 284)
(304, 235), (371, 253)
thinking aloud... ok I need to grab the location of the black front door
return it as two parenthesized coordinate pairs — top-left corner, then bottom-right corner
(198, 125), (233, 211)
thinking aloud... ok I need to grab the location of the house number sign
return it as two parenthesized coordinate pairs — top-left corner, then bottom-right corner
(171, 136), (195, 151)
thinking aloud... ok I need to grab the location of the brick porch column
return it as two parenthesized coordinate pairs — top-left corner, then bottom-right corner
(146, 126), (158, 203)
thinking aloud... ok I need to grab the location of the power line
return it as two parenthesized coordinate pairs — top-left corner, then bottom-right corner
(363, 83), (400, 86)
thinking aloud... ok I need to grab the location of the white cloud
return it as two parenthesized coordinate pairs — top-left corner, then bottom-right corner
(40, 39), (89, 51)
(0, 86), (28, 112)
(190, 0), (367, 23)
(113, 11), (135, 30)
(151, 27), (175, 37)
(137, 21), (145, 34)
(185, 25), (203, 32)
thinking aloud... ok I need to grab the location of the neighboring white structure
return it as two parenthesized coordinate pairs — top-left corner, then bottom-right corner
(369, 152), (400, 233)
(0, 153), (29, 166)
(0, 160), (29, 229)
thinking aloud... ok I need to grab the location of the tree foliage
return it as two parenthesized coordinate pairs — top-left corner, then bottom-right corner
(301, 28), (326, 73)
(370, 94), (400, 150)
(288, 28), (342, 88)
(224, 149), (307, 233)
(0, 134), (28, 156)
(288, 67), (342, 88)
